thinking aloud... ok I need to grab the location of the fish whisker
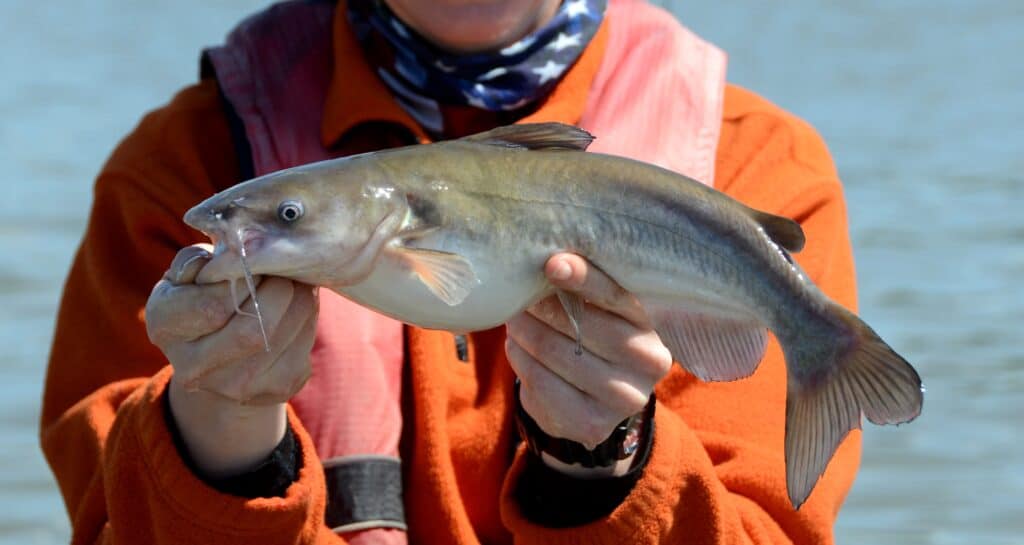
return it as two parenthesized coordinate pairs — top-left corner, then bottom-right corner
(236, 228), (271, 352)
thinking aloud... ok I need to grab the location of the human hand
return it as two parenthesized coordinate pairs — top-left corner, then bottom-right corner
(505, 254), (673, 476)
(145, 244), (318, 477)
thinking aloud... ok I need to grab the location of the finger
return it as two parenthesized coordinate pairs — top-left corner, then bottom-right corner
(239, 284), (318, 403)
(526, 295), (671, 378)
(165, 244), (215, 285)
(244, 303), (319, 406)
(146, 281), (231, 345)
(545, 254), (649, 327)
(146, 276), (263, 345)
(203, 285), (317, 403)
(507, 312), (652, 416)
(507, 339), (622, 449)
(179, 278), (297, 387)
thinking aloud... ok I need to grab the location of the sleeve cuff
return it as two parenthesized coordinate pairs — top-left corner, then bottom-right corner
(512, 400), (655, 527)
(163, 388), (301, 498)
(110, 366), (328, 537)
(500, 403), (704, 545)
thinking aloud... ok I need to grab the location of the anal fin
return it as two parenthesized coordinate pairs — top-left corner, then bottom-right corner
(649, 304), (768, 382)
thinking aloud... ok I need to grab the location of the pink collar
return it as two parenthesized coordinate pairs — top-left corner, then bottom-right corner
(582, 0), (727, 186)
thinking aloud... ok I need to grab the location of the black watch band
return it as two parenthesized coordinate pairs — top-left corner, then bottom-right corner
(513, 379), (655, 469)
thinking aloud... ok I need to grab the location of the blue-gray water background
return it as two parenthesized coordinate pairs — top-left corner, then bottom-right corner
(1, 1), (1021, 543)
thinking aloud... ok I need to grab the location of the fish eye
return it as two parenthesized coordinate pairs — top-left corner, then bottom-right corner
(277, 201), (304, 223)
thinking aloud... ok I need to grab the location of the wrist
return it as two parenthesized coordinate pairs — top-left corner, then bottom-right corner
(512, 388), (657, 527)
(168, 374), (287, 479)
(514, 380), (655, 478)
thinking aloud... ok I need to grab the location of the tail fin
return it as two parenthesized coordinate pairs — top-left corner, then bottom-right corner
(784, 304), (923, 508)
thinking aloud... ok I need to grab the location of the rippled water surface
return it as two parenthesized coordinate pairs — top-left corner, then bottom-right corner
(2, 1), (1020, 543)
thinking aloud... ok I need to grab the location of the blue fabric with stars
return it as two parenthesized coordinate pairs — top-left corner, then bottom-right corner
(348, 0), (606, 133)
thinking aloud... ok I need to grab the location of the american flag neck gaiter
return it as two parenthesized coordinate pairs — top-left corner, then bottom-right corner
(347, 0), (607, 135)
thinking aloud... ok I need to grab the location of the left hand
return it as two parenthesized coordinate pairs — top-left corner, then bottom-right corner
(506, 254), (674, 458)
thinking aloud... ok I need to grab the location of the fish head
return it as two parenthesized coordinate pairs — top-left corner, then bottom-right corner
(184, 160), (406, 287)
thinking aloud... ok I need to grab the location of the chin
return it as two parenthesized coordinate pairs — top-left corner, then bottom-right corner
(384, 0), (557, 53)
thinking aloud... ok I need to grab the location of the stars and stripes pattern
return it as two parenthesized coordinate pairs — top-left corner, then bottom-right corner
(348, 0), (606, 134)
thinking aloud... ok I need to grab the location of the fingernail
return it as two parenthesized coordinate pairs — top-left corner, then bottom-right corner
(551, 260), (572, 282)
(173, 252), (210, 284)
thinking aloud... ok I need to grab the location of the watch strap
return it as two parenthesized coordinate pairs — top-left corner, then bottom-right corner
(514, 379), (655, 469)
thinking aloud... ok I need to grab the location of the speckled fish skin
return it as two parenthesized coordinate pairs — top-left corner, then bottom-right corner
(184, 123), (923, 509)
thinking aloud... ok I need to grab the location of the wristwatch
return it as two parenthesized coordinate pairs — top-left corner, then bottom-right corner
(513, 379), (655, 469)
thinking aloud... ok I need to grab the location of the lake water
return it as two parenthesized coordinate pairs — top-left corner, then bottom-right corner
(1, 1), (1020, 543)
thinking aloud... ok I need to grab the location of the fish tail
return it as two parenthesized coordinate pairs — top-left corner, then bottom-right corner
(783, 302), (923, 509)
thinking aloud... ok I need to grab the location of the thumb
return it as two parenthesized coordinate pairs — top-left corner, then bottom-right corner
(166, 244), (215, 285)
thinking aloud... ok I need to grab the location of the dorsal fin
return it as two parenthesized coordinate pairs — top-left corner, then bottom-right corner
(460, 122), (594, 151)
(749, 209), (806, 253)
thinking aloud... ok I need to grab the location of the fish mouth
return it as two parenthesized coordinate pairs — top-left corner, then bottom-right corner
(194, 226), (269, 284)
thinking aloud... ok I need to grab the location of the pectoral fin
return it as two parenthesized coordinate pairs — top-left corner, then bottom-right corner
(649, 305), (768, 382)
(392, 247), (478, 306)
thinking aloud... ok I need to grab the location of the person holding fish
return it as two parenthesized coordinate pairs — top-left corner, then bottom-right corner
(42, 0), (921, 544)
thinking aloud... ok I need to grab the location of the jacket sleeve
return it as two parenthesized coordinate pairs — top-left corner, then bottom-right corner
(500, 89), (862, 544)
(39, 80), (344, 545)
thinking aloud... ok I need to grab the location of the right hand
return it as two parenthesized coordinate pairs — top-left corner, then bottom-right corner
(145, 244), (319, 477)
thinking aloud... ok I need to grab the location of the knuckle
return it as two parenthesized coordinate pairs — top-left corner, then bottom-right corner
(644, 343), (675, 377)
(652, 344), (674, 375)
(276, 375), (302, 399)
(259, 383), (288, 402)
(621, 389), (650, 415)
(276, 355), (312, 392)
(627, 334), (674, 377)
(291, 365), (314, 393)
(602, 380), (649, 415)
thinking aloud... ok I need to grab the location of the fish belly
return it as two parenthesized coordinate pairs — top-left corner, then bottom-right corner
(338, 241), (553, 332)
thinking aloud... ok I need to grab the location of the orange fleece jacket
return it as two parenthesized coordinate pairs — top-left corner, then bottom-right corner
(42, 17), (861, 545)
